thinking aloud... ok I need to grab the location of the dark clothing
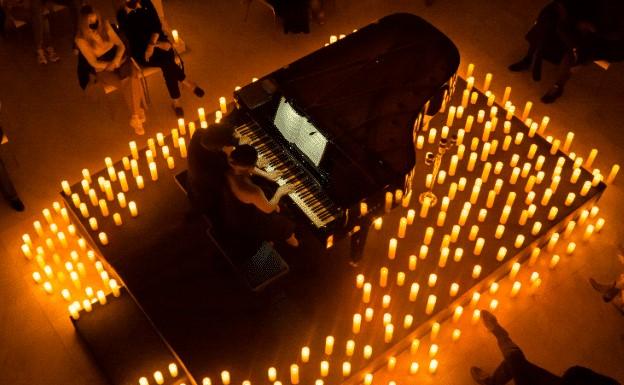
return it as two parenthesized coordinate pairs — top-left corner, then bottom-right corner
(269, 0), (310, 33)
(488, 323), (620, 385)
(117, 0), (186, 98)
(187, 125), (237, 216)
(489, 322), (563, 385)
(144, 46), (185, 99)
(222, 171), (295, 243)
(0, 128), (19, 202)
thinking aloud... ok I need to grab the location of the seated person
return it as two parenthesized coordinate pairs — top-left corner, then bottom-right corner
(223, 144), (299, 247)
(75, 4), (145, 134)
(116, 0), (204, 118)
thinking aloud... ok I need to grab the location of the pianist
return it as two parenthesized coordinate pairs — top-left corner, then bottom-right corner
(223, 144), (300, 247)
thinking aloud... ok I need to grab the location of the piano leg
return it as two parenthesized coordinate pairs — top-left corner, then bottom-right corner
(349, 217), (372, 264)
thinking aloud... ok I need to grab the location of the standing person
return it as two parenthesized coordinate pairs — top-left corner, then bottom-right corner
(116, 0), (204, 118)
(470, 310), (620, 385)
(75, 4), (146, 134)
(0, 104), (24, 212)
(2, 0), (60, 63)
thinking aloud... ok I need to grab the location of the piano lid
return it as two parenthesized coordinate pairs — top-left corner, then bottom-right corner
(272, 13), (460, 177)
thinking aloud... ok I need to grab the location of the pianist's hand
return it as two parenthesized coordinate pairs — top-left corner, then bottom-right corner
(265, 169), (282, 181)
(276, 184), (294, 198)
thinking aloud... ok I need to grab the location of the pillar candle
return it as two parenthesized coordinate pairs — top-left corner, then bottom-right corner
(487, 93), (495, 106)
(388, 238), (397, 259)
(549, 254), (560, 269)
(428, 127), (437, 143)
(428, 273), (438, 287)
(437, 211), (446, 227)
(362, 283), (371, 303)
(419, 245), (429, 260)
(408, 283), (420, 302)
(98, 232), (108, 245)
(449, 155), (458, 176)
(585, 149), (598, 168)
(472, 264), (482, 279)
(470, 91), (478, 104)
(379, 267), (388, 287)
(495, 224), (505, 239)
(474, 238), (485, 255)
(580, 180), (591, 196)
(113, 213), (122, 226)
(325, 336), (334, 355)
(470, 137), (479, 151)
(117, 171), (129, 192)
(129, 141), (139, 160)
(384, 324), (394, 343)
(607, 164), (620, 184)
(465, 115), (474, 133)
(483, 73), (492, 91)
(149, 163), (158, 181)
(425, 294), (436, 314)
(451, 225), (461, 243)
(385, 191), (393, 212)
(129, 201), (138, 217)
(539, 116), (550, 134)
(219, 96), (227, 113)
(567, 242), (577, 255)
(457, 144), (466, 160)
(506, 105), (515, 120)
(406, 209), (416, 225)
(416, 135), (425, 149)
(130, 159), (139, 177)
(521, 101), (532, 121)
(541, 188), (552, 205)
(482, 162), (492, 183)
(136, 175), (144, 190)
(178, 137), (188, 158)
(89, 217), (98, 231)
(446, 106), (456, 127)
(468, 225), (479, 241)
(79, 203), (89, 218)
(467, 152), (477, 171)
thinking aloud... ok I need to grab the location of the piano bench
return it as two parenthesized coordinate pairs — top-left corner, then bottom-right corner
(174, 170), (290, 291)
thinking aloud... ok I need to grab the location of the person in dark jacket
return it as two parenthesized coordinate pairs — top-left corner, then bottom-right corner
(470, 310), (620, 385)
(509, 0), (624, 103)
(116, 0), (203, 118)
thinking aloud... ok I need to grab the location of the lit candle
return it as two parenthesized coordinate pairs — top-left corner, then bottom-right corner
(290, 364), (300, 384)
(530, 221), (542, 236)
(424, 226), (434, 245)
(451, 225), (461, 243)
(500, 205), (511, 224)
(583, 224), (594, 241)
(521, 101), (532, 121)
(388, 238), (397, 259)
(98, 232), (108, 246)
(425, 294), (436, 314)
(549, 254), (560, 269)
(398, 217), (407, 238)
(428, 359), (438, 375)
(607, 164), (620, 184)
(384, 324), (394, 343)
(506, 105), (516, 120)
(409, 283), (420, 302)
(502, 135), (512, 151)
(436, 211), (446, 227)
(541, 188), (553, 205)
(363, 346), (373, 360)
(362, 282), (371, 303)
(149, 162), (158, 181)
(268, 367), (277, 382)
(129, 201), (138, 217)
(495, 224), (505, 239)
(130, 159), (139, 178)
(416, 135), (424, 149)
(595, 218), (605, 232)
(461, 89), (470, 107)
(567, 242), (576, 255)
(465, 115), (474, 133)
(539, 116), (550, 134)
(167, 156), (175, 170)
(98, 199), (109, 217)
(419, 245), (429, 260)
(449, 182), (458, 200)
(580, 181), (591, 196)
(472, 264), (482, 279)
(514, 234), (525, 248)
(221, 371), (231, 385)
(89, 217), (98, 231)
(467, 152), (477, 172)
(483, 73), (492, 91)
(447, 106), (456, 127)
(117, 171), (128, 192)
(178, 137), (187, 158)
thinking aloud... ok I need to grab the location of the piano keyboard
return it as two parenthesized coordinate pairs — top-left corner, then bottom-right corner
(234, 122), (337, 228)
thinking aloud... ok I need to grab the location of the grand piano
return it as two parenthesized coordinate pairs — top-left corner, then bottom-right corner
(209, 13), (459, 259)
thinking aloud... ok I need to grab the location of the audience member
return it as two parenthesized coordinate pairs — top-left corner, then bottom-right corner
(2, 0), (60, 63)
(509, 0), (624, 103)
(75, 4), (146, 134)
(589, 245), (624, 315)
(0, 105), (24, 212)
(116, 0), (204, 118)
(470, 310), (620, 385)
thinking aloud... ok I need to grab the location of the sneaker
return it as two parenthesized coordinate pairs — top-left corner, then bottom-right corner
(480, 310), (499, 332)
(46, 47), (60, 63)
(36, 48), (48, 65)
(130, 115), (144, 135)
(470, 367), (492, 385)
(9, 198), (25, 212)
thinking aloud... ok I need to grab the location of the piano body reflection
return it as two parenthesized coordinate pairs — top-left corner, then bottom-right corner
(213, 13), (459, 260)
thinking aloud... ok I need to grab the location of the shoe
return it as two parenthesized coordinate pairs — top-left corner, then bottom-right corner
(137, 108), (146, 123)
(480, 310), (499, 332)
(470, 367), (492, 385)
(193, 86), (205, 98)
(508, 56), (531, 72)
(590, 278), (613, 295)
(36, 49), (48, 65)
(9, 198), (25, 212)
(172, 104), (184, 118)
(541, 84), (564, 104)
(130, 115), (144, 135)
(46, 47), (60, 63)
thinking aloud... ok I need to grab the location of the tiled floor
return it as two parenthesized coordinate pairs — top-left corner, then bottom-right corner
(0, 0), (622, 384)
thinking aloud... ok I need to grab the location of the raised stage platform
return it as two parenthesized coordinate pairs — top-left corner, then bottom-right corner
(63, 74), (605, 385)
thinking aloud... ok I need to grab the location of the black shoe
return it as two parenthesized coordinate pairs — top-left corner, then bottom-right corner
(541, 84), (564, 104)
(193, 86), (205, 98)
(9, 198), (25, 212)
(508, 56), (531, 72)
(173, 105), (184, 118)
(470, 367), (492, 385)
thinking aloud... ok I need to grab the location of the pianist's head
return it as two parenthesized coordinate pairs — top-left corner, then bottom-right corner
(228, 144), (258, 174)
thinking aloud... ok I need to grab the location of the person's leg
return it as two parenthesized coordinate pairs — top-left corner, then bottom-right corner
(0, 155), (24, 211)
(541, 51), (572, 103)
(97, 68), (143, 133)
(147, 48), (183, 100)
(490, 360), (515, 385)
(29, 0), (47, 63)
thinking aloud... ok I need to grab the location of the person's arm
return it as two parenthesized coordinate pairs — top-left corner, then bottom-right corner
(106, 23), (126, 67)
(229, 178), (292, 214)
(253, 167), (281, 182)
(75, 37), (109, 71)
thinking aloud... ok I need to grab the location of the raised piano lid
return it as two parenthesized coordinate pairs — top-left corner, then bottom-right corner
(238, 13), (460, 207)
